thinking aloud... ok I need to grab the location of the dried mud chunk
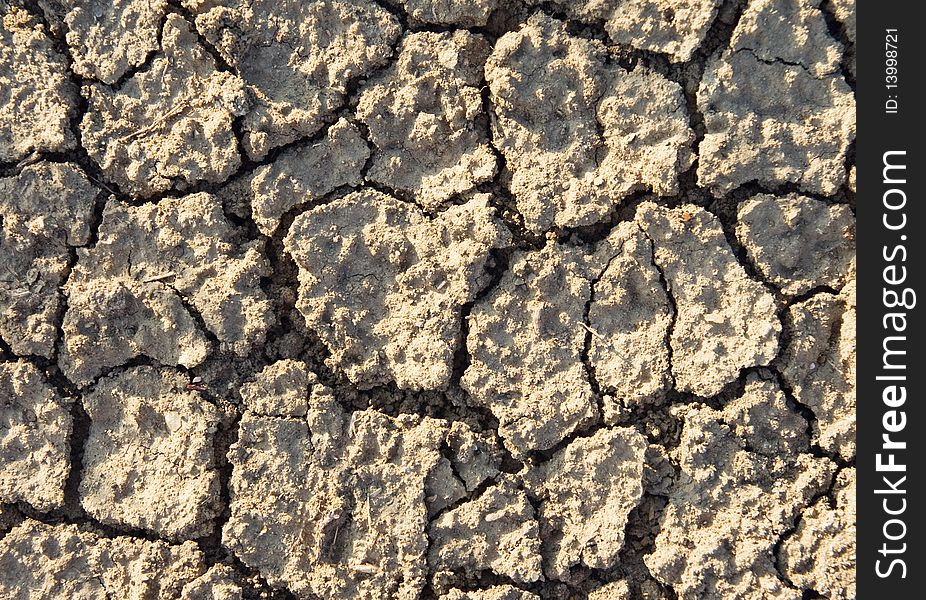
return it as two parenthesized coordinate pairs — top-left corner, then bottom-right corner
(223, 413), (312, 593)
(595, 68), (694, 200)
(180, 565), (244, 600)
(400, 0), (497, 27)
(588, 581), (631, 600)
(697, 50), (854, 194)
(637, 203), (780, 397)
(239, 359), (313, 417)
(428, 479), (542, 583)
(722, 374), (809, 456)
(0, 361), (73, 511)
(646, 400), (835, 600)
(462, 243), (597, 457)
(441, 587), (539, 600)
(697, 0), (854, 194)
(780, 468), (856, 600)
(42, 0), (168, 84)
(523, 427), (647, 579)
(246, 119), (369, 235)
(224, 395), (450, 599)
(285, 190), (509, 390)
(486, 15), (693, 233)
(829, 0), (855, 78)
(188, 0), (401, 159)
(446, 421), (502, 492)
(60, 277), (210, 386)
(80, 14), (246, 198)
(61, 193), (272, 385)
(357, 31), (496, 209)
(733, 0), (842, 77)
(589, 222), (673, 415)
(0, 519), (207, 599)
(776, 284), (855, 459)
(425, 457), (468, 517)
(307, 410), (448, 598)
(737, 194), (855, 297)
(553, 0), (722, 61)
(80, 366), (221, 540)
(0, 162), (97, 357)
(0, 4), (76, 161)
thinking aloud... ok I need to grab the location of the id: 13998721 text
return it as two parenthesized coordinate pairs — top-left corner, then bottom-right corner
(884, 28), (899, 114)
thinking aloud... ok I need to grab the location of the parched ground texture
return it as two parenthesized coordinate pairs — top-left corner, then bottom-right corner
(0, 0), (855, 599)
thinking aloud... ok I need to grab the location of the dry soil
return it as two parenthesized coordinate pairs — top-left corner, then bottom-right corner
(0, 0), (856, 598)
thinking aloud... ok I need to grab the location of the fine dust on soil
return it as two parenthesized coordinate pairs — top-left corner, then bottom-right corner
(0, 0), (855, 598)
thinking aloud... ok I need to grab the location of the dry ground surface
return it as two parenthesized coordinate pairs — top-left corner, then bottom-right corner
(0, 0), (856, 598)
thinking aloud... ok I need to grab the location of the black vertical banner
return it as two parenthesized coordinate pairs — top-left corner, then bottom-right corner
(857, 1), (925, 596)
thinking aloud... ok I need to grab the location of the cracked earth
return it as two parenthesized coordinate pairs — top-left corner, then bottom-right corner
(0, 0), (856, 598)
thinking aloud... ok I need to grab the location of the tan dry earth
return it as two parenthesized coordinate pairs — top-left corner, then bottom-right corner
(0, 0), (855, 598)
